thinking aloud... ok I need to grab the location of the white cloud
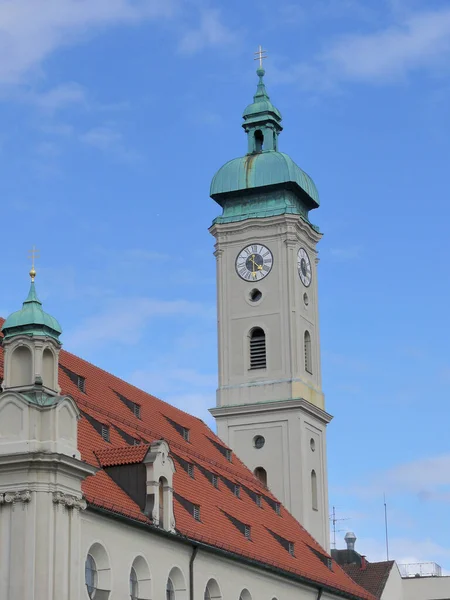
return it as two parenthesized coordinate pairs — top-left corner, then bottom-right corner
(0, 0), (176, 85)
(178, 8), (237, 55)
(64, 297), (209, 350)
(321, 6), (450, 83)
(80, 126), (123, 150)
(79, 125), (141, 162)
(33, 82), (87, 111)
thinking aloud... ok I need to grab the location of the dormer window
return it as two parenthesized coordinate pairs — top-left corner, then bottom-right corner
(112, 390), (141, 418)
(165, 416), (190, 442)
(101, 425), (110, 442)
(60, 365), (86, 393)
(77, 375), (86, 393)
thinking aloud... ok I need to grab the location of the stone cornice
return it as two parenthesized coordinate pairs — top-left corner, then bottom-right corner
(0, 451), (97, 480)
(0, 489), (32, 504)
(210, 213), (322, 246)
(210, 398), (333, 424)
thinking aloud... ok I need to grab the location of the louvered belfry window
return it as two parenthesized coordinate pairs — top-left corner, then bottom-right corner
(249, 327), (266, 369)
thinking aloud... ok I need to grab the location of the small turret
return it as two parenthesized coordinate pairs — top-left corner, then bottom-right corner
(1, 268), (62, 397)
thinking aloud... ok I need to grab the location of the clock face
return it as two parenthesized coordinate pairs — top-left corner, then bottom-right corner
(297, 248), (312, 287)
(236, 244), (273, 281)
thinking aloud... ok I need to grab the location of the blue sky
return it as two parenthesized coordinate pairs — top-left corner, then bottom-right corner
(1, 0), (450, 571)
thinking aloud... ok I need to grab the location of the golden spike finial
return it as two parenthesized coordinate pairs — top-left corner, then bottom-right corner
(28, 245), (39, 282)
(254, 45), (267, 69)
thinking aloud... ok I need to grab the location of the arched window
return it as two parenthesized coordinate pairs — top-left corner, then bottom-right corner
(10, 345), (32, 387)
(204, 578), (222, 599)
(254, 129), (264, 152)
(304, 330), (312, 374)
(239, 590), (252, 600)
(42, 347), (55, 389)
(167, 578), (175, 600)
(131, 556), (152, 600)
(130, 567), (139, 600)
(254, 467), (267, 487)
(85, 543), (111, 598)
(311, 469), (318, 511)
(249, 328), (266, 370)
(167, 567), (187, 600)
(85, 554), (97, 599)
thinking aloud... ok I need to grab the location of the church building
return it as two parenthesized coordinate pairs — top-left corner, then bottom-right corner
(0, 62), (373, 600)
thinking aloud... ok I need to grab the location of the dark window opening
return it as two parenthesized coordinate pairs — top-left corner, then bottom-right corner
(267, 528), (295, 556)
(221, 509), (251, 540)
(249, 288), (262, 302)
(112, 424), (139, 446)
(80, 410), (110, 443)
(172, 453), (195, 478)
(309, 545), (333, 571)
(304, 330), (312, 374)
(174, 491), (201, 522)
(311, 469), (318, 510)
(101, 424), (110, 442)
(250, 328), (266, 369)
(208, 437), (232, 461)
(164, 415), (190, 442)
(112, 390), (141, 418)
(254, 466), (267, 486)
(254, 129), (264, 152)
(60, 364), (86, 393)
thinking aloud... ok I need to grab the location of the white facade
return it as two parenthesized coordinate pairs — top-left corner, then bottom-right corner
(80, 508), (341, 600)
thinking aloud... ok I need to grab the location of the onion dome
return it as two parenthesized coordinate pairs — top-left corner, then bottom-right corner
(210, 64), (319, 226)
(2, 270), (62, 341)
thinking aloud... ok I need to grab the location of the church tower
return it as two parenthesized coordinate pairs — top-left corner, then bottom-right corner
(209, 58), (332, 550)
(0, 267), (95, 600)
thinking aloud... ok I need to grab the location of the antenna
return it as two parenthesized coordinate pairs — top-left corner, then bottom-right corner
(384, 494), (390, 560)
(330, 506), (350, 549)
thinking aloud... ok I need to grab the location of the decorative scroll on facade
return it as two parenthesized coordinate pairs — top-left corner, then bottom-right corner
(52, 491), (87, 510)
(0, 490), (32, 504)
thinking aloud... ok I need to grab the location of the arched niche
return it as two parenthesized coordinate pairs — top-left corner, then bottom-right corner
(131, 555), (152, 599)
(85, 542), (111, 598)
(10, 345), (32, 387)
(167, 566), (187, 600)
(42, 347), (55, 389)
(204, 578), (222, 599)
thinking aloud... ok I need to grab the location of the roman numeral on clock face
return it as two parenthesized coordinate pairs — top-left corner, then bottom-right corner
(235, 244), (273, 282)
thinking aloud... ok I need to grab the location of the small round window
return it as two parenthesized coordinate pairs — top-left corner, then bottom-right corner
(249, 288), (262, 302)
(253, 435), (265, 449)
(303, 292), (309, 306)
(310, 438), (316, 451)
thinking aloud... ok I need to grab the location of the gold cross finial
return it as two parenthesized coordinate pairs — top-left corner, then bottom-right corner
(28, 245), (39, 282)
(254, 45), (267, 68)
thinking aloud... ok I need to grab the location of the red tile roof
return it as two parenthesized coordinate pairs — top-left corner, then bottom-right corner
(0, 320), (374, 600)
(340, 561), (395, 598)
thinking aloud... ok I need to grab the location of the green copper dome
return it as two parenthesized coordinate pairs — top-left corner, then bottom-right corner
(210, 64), (320, 225)
(210, 151), (319, 208)
(2, 279), (62, 341)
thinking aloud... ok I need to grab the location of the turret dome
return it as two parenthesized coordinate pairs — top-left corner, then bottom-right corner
(2, 278), (62, 341)
(210, 64), (320, 226)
